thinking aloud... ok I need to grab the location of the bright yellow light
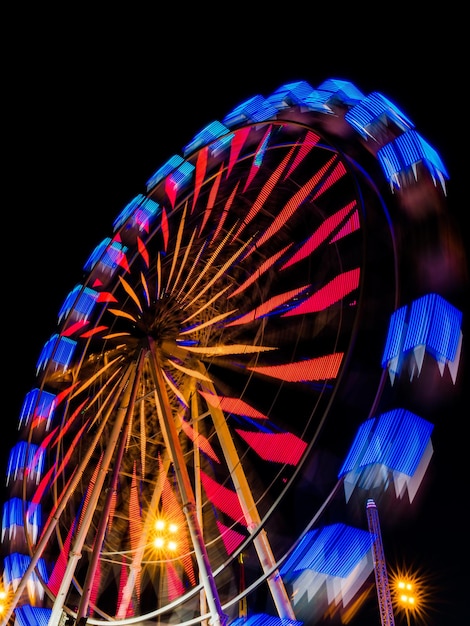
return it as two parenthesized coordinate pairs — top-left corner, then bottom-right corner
(152, 517), (179, 555)
(0, 585), (11, 616)
(399, 593), (415, 604)
(167, 540), (177, 551)
(389, 560), (437, 624)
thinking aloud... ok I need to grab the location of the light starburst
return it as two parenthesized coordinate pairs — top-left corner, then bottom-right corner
(389, 560), (438, 625)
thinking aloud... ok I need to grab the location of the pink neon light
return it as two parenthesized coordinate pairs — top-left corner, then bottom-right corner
(51, 399), (89, 448)
(129, 463), (142, 603)
(282, 268), (360, 316)
(243, 125), (272, 192)
(313, 160), (346, 199)
(118, 557), (135, 617)
(89, 556), (101, 616)
(211, 180), (239, 245)
(54, 382), (80, 407)
(232, 144), (296, 243)
(228, 243), (292, 299)
(31, 464), (56, 507)
(129, 463), (142, 551)
(284, 130), (320, 180)
(165, 176), (178, 209)
(32, 421), (88, 507)
(200, 164), (223, 234)
(226, 285), (310, 326)
(47, 521), (74, 594)
(330, 209), (360, 242)
(180, 417), (220, 462)
(116, 251), (130, 273)
(191, 146), (208, 214)
(137, 236), (149, 268)
(91, 277), (104, 289)
(247, 353), (344, 381)
(166, 561), (185, 601)
(253, 155), (338, 253)
(96, 292), (118, 302)
(235, 430), (307, 465)
(199, 390), (268, 419)
(60, 320), (90, 337)
(227, 126), (251, 178)
(79, 456), (102, 530)
(80, 325), (109, 338)
(107, 486), (117, 533)
(36, 471), (76, 549)
(281, 201), (357, 270)
(201, 469), (246, 525)
(216, 520), (246, 555)
(161, 205), (169, 252)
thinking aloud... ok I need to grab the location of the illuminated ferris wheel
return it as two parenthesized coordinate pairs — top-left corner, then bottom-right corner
(1, 79), (465, 626)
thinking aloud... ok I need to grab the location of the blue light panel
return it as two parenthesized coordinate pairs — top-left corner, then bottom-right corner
(338, 408), (434, 478)
(302, 89), (336, 113)
(182, 120), (232, 157)
(266, 80), (315, 109)
(317, 79), (365, 104)
(146, 154), (184, 192)
(381, 304), (408, 365)
(166, 159), (195, 189)
(280, 523), (373, 580)
(230, 614), (303, 626)
(36, 334), (77, 373)
(403, 293), (461, 362)
(58, 284), (98, 324)
(210, 133), (236, 159)
(14, 606), (51, 626)
(302, 79), (366, 114)
(382, 294), (463, 374)
(222, 95), (279, 128)
(6, 442), (44, 484)
(377, 142), (403, 186)
(344, 92), (414, 139)
(2, 498), (41, 537)
(396, 130), (448, 177)
(378, 130), (449, 185)
(3, 552), (48, 585)
(18, 388), (56, 430)
(113, 194), (161, 233)
(83, 238), (128, 273)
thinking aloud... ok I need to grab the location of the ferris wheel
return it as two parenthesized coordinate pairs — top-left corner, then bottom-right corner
(1, 79), (465, 626)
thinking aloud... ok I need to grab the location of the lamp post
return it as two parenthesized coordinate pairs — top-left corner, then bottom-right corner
(396, 579), (415, 626)
(0, 585), (7, 620)
(153, 518), (179, 625)
(389, 562), (433, 626)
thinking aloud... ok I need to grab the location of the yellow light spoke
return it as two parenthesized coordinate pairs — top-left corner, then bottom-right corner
(118, 275), (144, 313)
(183, 344), (277, 356)
(179, 310), (238, 336)
(181, 284), (232, 325)
(167, 358), (213, 381)
(108, 308), (138, 322)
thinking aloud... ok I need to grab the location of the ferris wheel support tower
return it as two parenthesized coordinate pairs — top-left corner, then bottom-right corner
(366, 499), (396, 626)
